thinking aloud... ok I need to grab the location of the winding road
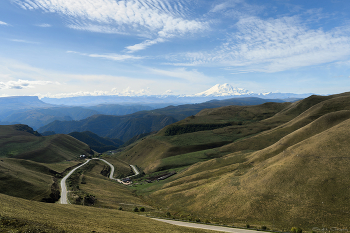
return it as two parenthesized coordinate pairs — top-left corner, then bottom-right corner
(60, 159), (91, 204)
(59, 158), (139, 204)
(59, 159), (263, 232)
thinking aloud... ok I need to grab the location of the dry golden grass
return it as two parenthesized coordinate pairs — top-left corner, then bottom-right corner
(0, 193), (218, 232)
(220, 94), (350, 155)
(75, 159), (144, 209)
(43, 160), (82, 173)
(102, 156), (134, 178)
(122, 93), (350, 230)
(0, 158), (53, 201)
(117, 137), (172, 173)
(117, 101), (292, 173)
(146, 113), (350, 230)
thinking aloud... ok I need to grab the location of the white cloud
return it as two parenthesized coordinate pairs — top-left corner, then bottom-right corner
(148, 67), (212, 83)
(126, 38), (166, 53)
(36, 23), (51, 27)
(164, 90), (173, 94)
(10, 39), (39, 44)
(67, 24), (129, 35)
(13, 0), (207, 40)
(0, 79), (59, 90)
(172, 15), (350, 73)
(210, 0), (243, 13)
(67, 51), (143, 61)
(0, 21), (9, 25)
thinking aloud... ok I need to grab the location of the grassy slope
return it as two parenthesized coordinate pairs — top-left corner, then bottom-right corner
(0, 158), (53, 201)
(118, 92), (350, 230)
(103, 156), (135, 178)
(72, 159), (143, 209)
(220, 94), (350, 155)
(0, 124), (95, 202)
(117, 102), (292, 173)
(0, 193), (217, 233)
(0, 125), (92, 163)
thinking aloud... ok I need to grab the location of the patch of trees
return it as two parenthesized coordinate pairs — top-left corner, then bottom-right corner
(164, 123), (232, 136)
(100, 165), (111, 177)
(75, 194), (96, 206)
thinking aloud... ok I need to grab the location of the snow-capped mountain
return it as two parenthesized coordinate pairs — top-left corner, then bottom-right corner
(193, 83), (253, 97)
(41, 83), (314, 106)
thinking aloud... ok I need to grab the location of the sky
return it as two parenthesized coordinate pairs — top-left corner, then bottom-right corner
(0, 0), (350, 98)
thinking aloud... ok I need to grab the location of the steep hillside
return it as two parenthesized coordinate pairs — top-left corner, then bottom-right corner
(69, 131), (124, 153)
(38, 113), (178, 142)
(0, 158), (56, 201)
(119, 92), (350, 230)
(146, 112), (350, 230)
(0, 124), (92, 163)
(117, 101), (292, 172)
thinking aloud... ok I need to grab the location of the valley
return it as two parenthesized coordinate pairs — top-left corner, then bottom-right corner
(1, 92), (350, 232)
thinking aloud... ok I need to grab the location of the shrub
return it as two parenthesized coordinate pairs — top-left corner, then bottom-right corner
(140, 207), (145, 212)
(246, 224), (250, 229)
(118, 207), (123, 211)
(261, 226), (267, 230)
(133, 207), (139, 212)
(291, 227), (302, 233)
(205, 219), (210, 224)
(195, 218), (201, 223)
(166, 212), (171, 217)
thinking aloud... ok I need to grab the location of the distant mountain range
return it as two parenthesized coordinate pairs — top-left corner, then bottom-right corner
(0, 84), (314, 152)
(0, 96), (156, 130)
(41, 84), (313, 106)
(37, 97), (287, 143)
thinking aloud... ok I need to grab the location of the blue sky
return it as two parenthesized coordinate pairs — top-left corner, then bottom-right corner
(0, 0), (350, 98)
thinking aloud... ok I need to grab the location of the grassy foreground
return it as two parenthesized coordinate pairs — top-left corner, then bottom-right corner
(0, 193), (218, 232)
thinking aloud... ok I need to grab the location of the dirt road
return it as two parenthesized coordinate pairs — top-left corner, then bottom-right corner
(152, 218), (261, 233)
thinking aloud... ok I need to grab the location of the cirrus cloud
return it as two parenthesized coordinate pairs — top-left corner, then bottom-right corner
(0, 79), (60, 90)
(67, 51), (144, 61)
(12, 0), (208, 51)
(171, 14), (350, 73)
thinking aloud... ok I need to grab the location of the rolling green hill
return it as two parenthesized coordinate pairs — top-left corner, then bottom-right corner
(116, 101), (292, 173)
(114, 92), (350, 230)
(0, 124), (92, 163)
(0, 124), (94, 202)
